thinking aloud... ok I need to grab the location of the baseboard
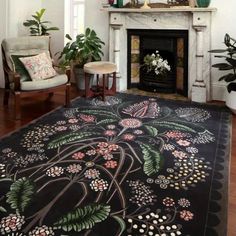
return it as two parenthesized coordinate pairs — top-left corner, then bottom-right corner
(211, 83), (227, 101)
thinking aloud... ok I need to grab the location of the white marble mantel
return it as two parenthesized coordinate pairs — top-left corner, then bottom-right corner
(104, 7), (216, 102)
(104, 7), (216, 13)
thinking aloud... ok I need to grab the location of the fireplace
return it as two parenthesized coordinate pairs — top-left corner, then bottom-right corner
(106, 7), (216, 102)
(127, 29), (188, 96)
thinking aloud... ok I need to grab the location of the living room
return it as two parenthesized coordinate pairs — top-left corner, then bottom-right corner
(0, 0), (235, 236)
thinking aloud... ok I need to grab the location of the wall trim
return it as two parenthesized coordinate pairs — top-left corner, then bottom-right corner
(211, 82), (226, 101)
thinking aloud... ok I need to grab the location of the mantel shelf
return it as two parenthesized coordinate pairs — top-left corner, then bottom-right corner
(102, 7), (217, 13)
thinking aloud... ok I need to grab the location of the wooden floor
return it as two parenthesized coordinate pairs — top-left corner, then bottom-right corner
(0, 86), (235, 235)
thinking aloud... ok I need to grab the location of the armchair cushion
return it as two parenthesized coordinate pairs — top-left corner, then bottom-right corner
(19, 52), (56, 81)
(11, 55), (33, 82)
(20, 74), (68, 91)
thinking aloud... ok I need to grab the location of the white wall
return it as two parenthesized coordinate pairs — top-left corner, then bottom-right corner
(85, 0), (109, 60)
(210, 0), (236, 100)
(41, 0), (65, 59)
(7, 0), (42, 37)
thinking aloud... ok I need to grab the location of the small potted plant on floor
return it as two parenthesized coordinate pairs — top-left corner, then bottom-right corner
(23, 8), (59, 35)
(209, 33), (236, 113)
(58, 28), (105, 90)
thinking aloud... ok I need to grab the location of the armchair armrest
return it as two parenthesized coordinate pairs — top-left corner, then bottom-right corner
(3, 66), (21, 91)
(53, 63), (71, 82)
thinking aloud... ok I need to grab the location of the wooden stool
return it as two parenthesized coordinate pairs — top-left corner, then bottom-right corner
(83, 61), (117, 101)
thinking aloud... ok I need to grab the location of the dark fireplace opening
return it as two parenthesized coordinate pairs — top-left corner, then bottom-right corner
(127, 29), (189, 96)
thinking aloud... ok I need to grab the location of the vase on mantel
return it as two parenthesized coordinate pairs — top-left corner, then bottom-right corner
(196, 0), (211, 7)
(189, 0), (196, 8)
(117, 0), (123, 8)
(108, 0), (114, 5)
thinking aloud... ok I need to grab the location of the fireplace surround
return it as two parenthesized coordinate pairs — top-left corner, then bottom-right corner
(105, 7), (216, 102)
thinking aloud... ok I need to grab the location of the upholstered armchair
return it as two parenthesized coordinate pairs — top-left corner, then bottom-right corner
(1, 36), (71, 119)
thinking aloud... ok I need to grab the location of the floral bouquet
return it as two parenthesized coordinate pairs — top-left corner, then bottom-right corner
(142, 50), (171, 76)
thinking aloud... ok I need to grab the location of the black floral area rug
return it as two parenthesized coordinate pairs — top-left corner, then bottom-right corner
(0, 93), (231, 236)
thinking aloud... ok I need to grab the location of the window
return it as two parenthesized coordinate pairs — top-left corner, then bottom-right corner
(65, 0), (85, 39)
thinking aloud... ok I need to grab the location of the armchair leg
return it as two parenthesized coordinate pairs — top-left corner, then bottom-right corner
(14, 92), (21, 120)
(65, 83), (71, 107)
(3, 89), (10, 106)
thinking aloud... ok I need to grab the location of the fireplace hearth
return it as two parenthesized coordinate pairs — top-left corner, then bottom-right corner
(127, 29), (188, 95)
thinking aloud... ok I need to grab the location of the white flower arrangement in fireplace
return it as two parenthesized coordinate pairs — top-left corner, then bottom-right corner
(142, 50), (171, 76)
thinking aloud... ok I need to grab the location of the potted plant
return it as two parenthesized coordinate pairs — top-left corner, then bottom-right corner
(209, 33), (236, 112)
(23, 8), (59, 35)
(58, 28), (105, 90)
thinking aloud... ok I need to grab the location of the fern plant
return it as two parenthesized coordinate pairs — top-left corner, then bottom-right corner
(23, 8), (59, 36)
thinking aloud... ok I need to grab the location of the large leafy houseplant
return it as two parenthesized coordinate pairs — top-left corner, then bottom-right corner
(58, 28), (105, 90)
(23, 8), (59, 36)
(209, 33), (236, 92)
(59, 28), (105, 69)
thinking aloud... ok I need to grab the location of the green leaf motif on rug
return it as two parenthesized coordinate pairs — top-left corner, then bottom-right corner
(144, 125), (159, 136)
(53, 204), (111, 232)
(140, 143), (163, 176)
(80, 109), (119, 119)
(112, 216), (126, 236)
(6, 177), (34, 213)
(97, 118), (117, 125)
(151, 121), (196, 133)
(48, 132), (100, 149)
(0, 206), (7, 213)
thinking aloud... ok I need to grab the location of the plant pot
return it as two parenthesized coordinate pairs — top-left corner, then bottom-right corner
(196, 0), (211, 7)
(226, 90), (236, 114)
(117, 0), (123, 8)
(73, 67), (93, 90)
